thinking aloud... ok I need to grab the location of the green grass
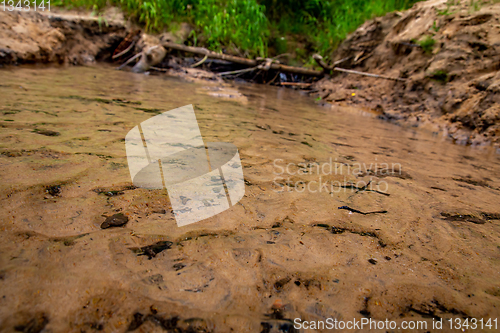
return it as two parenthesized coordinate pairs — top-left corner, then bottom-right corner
(54, 0), (422, 61)
(193, 0), (269, 57)
(415, 35), (436, 54)
(429, 69), (449, 83)
(262, 0), (420, 60)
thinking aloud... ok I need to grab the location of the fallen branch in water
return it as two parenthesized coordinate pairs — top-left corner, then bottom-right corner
(313, 54), (406, 82)
(162, 42), (256, 66)
(312, 54), (350, 70)
(219, 67), (258, 76)
(267, 71), (281, 85)
(112, 40), (136, 60)
(272, 53), (292, 60)
(270, 63), (322, 76)
(258, 58), (273, 71)
(150, 66), (169, 72)
(191, 54), (208, 68)
(279, 82), (312, 87)
(333, 67), (407, 82)
(112, 30), (141, 60)
(162, 42), (323, 77)
(117, 53), (141, 70)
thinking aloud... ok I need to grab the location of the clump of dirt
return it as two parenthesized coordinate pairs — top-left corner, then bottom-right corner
(0, 8), (126, 65)
(313, 0), (500, 146)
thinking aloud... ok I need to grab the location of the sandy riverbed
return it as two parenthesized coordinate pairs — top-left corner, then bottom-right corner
(0, 66), (499, 332)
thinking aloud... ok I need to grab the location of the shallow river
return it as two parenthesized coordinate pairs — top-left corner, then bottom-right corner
(1, 66), (500, 332)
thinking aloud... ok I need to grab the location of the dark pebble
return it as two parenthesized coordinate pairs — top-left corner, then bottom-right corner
(330, 226), (346, 234)
(301, 141), (312, 147)
(103, 190), (124, 197)
(359, 309), (371, 316)
(130, 241), (173, 259)
(274, 277), (291, 291)
(173, 263), (186, 271)
(100, 213), (129, 229)
(368, 258), (377, 265)
(33, 129), (60, 136)
(127, 313), (144, 331)
(45, 185), (61, 196)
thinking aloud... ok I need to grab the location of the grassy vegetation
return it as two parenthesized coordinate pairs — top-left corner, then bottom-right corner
(193, 0), (269, 57)
(429, 69), (449, 83)
(261, 0), (420, 61)
(415, 35), (436, 54)
(55, 0), (421, 62)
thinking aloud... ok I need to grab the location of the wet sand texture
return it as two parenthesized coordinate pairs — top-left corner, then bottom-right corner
(0, 67), (500, 332)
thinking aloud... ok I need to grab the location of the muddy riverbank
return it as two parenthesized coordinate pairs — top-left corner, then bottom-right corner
(312, 0), (500, 147)
(0, 8), (127, 65)
(0, 65), (500, 332)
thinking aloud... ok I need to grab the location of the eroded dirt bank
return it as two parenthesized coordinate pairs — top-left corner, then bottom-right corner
(312, 0), (500, 147)
(0, 8), (126, 65)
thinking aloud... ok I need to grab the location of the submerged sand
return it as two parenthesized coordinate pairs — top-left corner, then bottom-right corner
(0, 66), (499, 332)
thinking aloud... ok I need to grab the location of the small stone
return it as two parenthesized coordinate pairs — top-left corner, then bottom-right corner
(101, 213), (129, 229)
(34, 129), (60, 136)
(173, 263), (186, 271)
(45, 185), (61, 196)
(134, 241), (173, 259)
(103, 190), (124, 197)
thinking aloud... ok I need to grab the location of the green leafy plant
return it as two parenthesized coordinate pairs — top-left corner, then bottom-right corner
(430, 69), (449, 83)
(416, 36), (436, 54)
(431, 20), (439, 32)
